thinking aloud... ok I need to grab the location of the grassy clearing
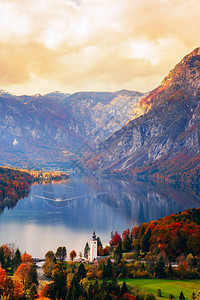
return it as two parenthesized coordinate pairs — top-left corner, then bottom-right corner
(118, 278), (200, 300)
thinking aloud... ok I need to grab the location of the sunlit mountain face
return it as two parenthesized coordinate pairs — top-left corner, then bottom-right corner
(89, 48), (200, 185)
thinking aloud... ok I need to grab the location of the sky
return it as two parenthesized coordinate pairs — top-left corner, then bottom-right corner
(0, 0), (200, 95)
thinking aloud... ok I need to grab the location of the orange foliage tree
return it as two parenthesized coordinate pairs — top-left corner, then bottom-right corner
(0, 267), (7, 290)
(13, 279), (24, 299)
(21, 252), (33, 265)
(14, 263), (30, 285)
(0, 267), (23, 299)
(69, 250), (77, 262)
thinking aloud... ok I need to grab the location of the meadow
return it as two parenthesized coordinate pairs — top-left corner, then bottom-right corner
(118, 278), (200, 299)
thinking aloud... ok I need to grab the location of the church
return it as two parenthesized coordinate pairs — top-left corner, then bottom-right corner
(88, 229), (98, 262)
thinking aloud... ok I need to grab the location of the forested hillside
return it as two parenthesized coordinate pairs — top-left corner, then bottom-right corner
(0, 166), (69, 210)
(134, 208), (200, 261)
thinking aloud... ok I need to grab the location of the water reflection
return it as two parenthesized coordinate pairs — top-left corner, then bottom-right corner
(0, 177), (199, 257)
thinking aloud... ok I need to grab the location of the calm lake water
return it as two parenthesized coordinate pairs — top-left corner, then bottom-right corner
(0, 176), (199, 258)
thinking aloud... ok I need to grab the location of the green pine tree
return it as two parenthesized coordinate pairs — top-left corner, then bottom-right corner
(168, 262), (173, 277)
(114, 239), (122, 262)
(179, 291), (185, 300)
(106, 258), (113, 278)
(77, 263), (86, 279)
(13, 249), (22, 270)
(141, 228), (151, 253)
(120, 281), (128, 296)
(155, 256), (165, 278)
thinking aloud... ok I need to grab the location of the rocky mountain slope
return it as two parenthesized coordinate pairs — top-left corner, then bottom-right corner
(91, 48), (200, 184)
(0, 89), (144, 169)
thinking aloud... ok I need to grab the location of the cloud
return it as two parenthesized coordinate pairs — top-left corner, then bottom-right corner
(0, 0), (200, 94)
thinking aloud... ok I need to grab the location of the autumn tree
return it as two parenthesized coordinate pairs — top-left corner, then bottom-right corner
(13, 280), (24, 300)
(110, 231), (121, 246)
(98, 246), (103, 256)
(0, 246), (11, 271)
(122, 229), (130, 241)
(47, 262), (67, 300)
(186, 253), (195, 270)
(0, 267), (7, 292)
(26, 264), (38, 288)
(14, 263), (30, 286)
(45, 251), (55, 262)
(55, 246), (67, 262)
(131, 227), (139, 239)
(70, 250), (77, 262)
(0, 277), (15, 300)
(3, 277), (15, 300)
(43, 251), (56, 278)
(0, 267), (23, 300)
(21, 252), (33, 265)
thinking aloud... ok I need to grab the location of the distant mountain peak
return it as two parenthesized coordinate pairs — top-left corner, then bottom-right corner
(44, 91), (70, 97)
(0, 89), (13, 96)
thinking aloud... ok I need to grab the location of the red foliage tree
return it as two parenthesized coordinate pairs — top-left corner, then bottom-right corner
(110, 231), (121, 246)
(122, 229), (130, 241)
(0, 267), (7, 290)
(131, 227), (139, 239)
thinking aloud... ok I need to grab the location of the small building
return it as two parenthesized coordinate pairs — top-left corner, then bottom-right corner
(89, 229), (98, 262)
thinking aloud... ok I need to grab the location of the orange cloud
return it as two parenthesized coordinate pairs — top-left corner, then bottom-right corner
(0, 0), (199, 95)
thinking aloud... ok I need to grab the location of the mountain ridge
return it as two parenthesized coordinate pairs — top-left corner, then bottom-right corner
(0, 89), (144, 169)
(89, 48), (200, 184)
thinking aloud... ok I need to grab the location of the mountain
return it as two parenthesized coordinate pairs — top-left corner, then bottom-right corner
(0, 89), (144, 169)
(91, 48), (200, 185)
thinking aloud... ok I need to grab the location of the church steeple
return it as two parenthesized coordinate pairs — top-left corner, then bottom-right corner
(92, 228), (97, 240)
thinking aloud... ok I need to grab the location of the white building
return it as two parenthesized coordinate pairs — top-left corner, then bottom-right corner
(89, 229), (97, 262)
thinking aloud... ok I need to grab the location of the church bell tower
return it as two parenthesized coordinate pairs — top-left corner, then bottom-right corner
(89, 229), (97, 262)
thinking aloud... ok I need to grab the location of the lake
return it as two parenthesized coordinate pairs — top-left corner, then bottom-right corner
(0, 176), (199, 258)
